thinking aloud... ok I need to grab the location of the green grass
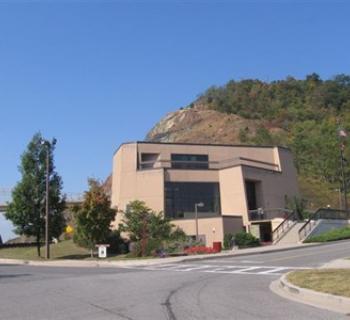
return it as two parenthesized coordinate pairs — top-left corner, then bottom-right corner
(288, 269), (350, 298)
(0, 240), (91, 260)
(305, 226), (350, 243)
(0, 240), (157, 261)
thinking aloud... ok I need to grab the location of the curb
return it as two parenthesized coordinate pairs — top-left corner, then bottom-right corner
(0, 242), (325, 268)
(270, 272), (350, 314)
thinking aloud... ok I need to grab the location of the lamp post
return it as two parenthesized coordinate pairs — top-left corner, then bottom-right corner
(194, 202), (204, 241)
(41, 140), (50, 259)
(41, 138), (56, 259)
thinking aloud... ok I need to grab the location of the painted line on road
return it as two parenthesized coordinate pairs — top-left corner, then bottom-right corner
(258, 267), (288, 275)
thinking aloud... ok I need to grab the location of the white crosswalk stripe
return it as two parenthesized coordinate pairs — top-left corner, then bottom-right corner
(135, 264), (310, 276)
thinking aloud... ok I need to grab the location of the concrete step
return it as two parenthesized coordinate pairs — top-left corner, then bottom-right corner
(276, 222), (305, 244)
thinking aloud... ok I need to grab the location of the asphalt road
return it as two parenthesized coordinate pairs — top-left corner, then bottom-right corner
(1, 241), (350, 320)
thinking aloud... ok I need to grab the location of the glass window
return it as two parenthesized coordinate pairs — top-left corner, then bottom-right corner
(171, 154), (209, 169)
(165, 182), (221, 219)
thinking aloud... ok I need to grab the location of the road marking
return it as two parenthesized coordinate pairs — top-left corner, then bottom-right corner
(135, 264), (310, 276)
(240, 260), (265, 264)
(258, 267), (288, 275)
(229, 266), (262, 274)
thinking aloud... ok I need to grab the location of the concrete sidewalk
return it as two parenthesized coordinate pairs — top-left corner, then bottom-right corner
(271, 272), (350, 314)
(271, 254), (350, 315)
(321, 258), (350, 269)
(0, 242), (321, 268)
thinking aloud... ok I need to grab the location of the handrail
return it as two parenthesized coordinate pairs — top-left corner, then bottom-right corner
(272, 210), (297, 243)
(138, 156), (280, 171)
(248, 208), (293, 221)
(298, 208), (349, 241)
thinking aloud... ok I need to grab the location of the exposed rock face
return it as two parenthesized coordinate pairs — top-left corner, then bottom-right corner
(146, 104), (260, 144)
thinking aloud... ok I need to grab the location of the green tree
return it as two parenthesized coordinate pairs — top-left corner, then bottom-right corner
(285, 196), (309, 220)
(73, 179), (116, 257)
(6, 133), (66, 257)
(119, 200), (182, 257)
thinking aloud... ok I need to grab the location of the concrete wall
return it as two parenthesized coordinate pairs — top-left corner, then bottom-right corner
(241, 148), (299, 210)
(222, 216), (245, 235)
(165, 169), (218, 182)
(111, 143), (164, 228)
(137, 142), (277, 165)
(307, 219), (350, 239)
(172, 217), (224, 246)
(219, 166), (249, 224)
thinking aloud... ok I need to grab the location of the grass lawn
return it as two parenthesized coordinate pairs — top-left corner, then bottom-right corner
(288, 269), (350, 298)
(0, 240), (155, 261)
(305, 226), (350, 243)
(0, 240), (91, 260)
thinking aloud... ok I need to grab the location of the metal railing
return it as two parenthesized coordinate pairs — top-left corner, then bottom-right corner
(248, 208), (293, 221)
(139, 157), (280, 172)
(271, 210), (298, 243)
(298, 208), (350, 241)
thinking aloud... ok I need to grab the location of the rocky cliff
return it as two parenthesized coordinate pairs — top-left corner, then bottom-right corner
(146, 103), (262, 144)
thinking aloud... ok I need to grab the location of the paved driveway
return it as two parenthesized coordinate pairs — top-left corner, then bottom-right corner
(1, 241), (349, 320)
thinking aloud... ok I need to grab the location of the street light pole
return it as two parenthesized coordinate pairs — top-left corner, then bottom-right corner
(44, 143), (50, 260)
(41, 139), (54, 260)
(194, 202), (204, 241)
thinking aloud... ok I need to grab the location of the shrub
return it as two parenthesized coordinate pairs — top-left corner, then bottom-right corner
(106, 230), (127, 254)
(234, 231), (260, 248)
(223, 233), (234, 249)
(305, 226), (350, 243)
(119, 200), (187, 257)
(128, 238), (163, 257)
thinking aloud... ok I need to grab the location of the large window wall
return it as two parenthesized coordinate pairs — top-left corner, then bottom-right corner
(165, 182), (221, 219)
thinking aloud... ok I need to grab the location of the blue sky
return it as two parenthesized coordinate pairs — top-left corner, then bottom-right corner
(1, 0), (350, 197)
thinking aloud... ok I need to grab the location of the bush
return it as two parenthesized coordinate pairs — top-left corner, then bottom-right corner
(223, 233), (234, 249)
(234, 231), (260, 248)
(119, 200), (187, 257)
(305, 226), (350, 243)
(106, 230), (127, 254)
(129, 238), (163, 257)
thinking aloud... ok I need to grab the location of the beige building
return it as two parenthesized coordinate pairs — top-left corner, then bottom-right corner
(111, 141), (299, 246)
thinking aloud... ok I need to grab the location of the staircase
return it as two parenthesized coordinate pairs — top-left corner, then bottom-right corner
(275, 222), (305, 244)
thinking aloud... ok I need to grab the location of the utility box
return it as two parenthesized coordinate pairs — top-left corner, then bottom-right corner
(96, 244), (110, 258)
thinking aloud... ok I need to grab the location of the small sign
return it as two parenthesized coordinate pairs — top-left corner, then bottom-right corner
(95, 244), (110, 259)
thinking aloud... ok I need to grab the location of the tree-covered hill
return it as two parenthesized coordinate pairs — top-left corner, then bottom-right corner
(147, 74), (350, 209)
(198, 74), (350, 187)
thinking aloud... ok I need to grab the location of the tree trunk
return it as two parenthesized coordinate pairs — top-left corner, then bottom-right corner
(90, 248), (93, 258)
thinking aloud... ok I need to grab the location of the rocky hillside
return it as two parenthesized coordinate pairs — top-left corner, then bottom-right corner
(146, 103), (278, 144)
